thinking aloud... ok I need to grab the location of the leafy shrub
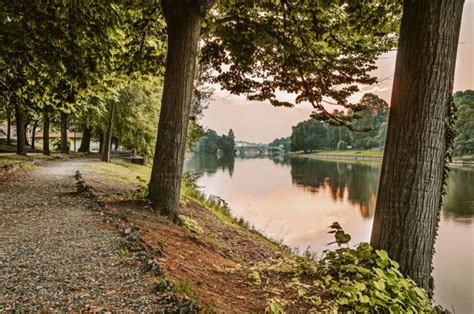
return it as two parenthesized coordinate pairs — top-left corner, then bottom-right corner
(263, 223), (434, 313)
(52, 137), (72, 152)
(133, 176), (149, 199)
(320, 243), (433, 312)
(179, 215), (203, 235)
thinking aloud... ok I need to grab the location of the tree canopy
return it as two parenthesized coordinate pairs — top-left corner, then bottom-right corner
(453, 90), (474, 156)
(202, 0), (400, 127)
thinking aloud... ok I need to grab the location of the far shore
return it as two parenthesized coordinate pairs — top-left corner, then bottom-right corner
(291, 150), (474, 165)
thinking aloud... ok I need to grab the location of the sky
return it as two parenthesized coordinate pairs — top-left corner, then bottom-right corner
(200, 2), (474, 144)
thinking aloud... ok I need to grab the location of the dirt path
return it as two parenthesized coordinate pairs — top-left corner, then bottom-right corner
(0, 160), (171, 312)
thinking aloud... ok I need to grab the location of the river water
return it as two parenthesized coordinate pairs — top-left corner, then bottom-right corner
(184, 154), (474, 313)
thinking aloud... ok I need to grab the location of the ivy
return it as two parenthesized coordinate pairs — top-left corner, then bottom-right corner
(260, 224), (435, 312)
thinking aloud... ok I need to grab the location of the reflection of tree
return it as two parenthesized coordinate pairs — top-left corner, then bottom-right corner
(271, 154), (291, 166)
(443, 167), (474, 219)
(290, 158), (380, 218)
(184, 153), (235, 177)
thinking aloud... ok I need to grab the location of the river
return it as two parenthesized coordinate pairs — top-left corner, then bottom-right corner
(184, 154), (474, 313)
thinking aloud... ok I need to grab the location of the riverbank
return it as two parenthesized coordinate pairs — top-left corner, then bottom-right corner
(0, 152), (88, 175)
(79, 159), (435, 312)
(1, 158), (437, 312)
(292, 150), (474, 165)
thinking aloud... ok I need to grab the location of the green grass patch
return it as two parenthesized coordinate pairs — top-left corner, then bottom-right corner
(308, 150), (384, 158)
(181, 173), (291, 254)
(0, 155), (30, 166)
(85, 160), (152, 184)
(174, 278), (198, 300)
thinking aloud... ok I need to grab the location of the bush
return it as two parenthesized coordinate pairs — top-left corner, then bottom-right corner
(263, 224), (434, 312)
(52, 138), (72, 152)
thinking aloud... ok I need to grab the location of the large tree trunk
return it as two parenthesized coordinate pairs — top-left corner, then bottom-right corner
(101, 101), (115, 162)
(15, 104), (26, 156)
(31, 120), (38, 150)
(43, 107), (50, 156)
(6, 108), (11, 146)
(98, 131), (103, 154)
(148, 0), (214, 220)
(78, 126), (91, 153)
(60, 111), (69, 154)
(24, 122), (29, 147)
(370, 0), (464, 295)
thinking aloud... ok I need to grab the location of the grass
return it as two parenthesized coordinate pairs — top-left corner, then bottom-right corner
(85, 160), (152, 184)
(85, 160), (292, 255)
(174, 278), (199, 300)
(0, 152), (86, 167)
(181, 182), (291, 254)
(297, 150), (384, 158)
(0, 155), (30, 166)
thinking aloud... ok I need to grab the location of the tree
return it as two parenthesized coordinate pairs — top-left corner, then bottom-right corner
(269, 137), (291, 152)
(112, 82), (162, 161)
(60, 111), (69, 154)
(101, 100), (115, 162)
(197, 129), (219, 155)
(290, 119), (328, 153)
(202, 1), (400, 127)
(43, 106), (51, 155)
(14, 101), (26, 155)
(217, 129), (236, 155)
(0, 1), (165, 156)
(370, 0), (464, 294)
(148, 0), (216, 220)
(148, 0), (399, 220)
(453, 90), (474, 155)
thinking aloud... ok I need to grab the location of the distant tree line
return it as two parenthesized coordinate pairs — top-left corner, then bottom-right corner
(453, 90), (474, 156)
(289, 94), (388, 153)
(285, 91), (473, 156)
(268, 137), (291, 152)
(195, 129), (235, 156)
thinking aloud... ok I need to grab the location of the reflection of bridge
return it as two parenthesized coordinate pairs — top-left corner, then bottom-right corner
(234, 144), (283, 157)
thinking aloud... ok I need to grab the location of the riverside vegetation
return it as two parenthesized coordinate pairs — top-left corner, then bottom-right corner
(0, 0), (468, 311)
(79, 159), (435, 312)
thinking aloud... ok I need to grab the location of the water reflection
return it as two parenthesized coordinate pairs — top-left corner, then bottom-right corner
(184, 154), (473, 312)
(185, 154), (235, 177)
(290, 158), (380, 218)
(185, 154), (474, 220)
(443, 166), (474, 220)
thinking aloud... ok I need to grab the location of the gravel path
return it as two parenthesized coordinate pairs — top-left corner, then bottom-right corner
(0, 160), (163, 311)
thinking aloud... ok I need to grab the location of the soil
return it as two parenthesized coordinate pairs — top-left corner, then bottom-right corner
(0, 158), (294, 312)
(0, 160), (191, 312)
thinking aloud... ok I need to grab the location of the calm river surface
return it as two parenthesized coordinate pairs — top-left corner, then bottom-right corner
(184, 154), (474, 313)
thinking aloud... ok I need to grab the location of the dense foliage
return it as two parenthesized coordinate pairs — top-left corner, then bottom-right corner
(453, 90), (474, 156)
(202, 0), (401, 127)
(112, 82), (162, 158)
(195, 129), (236, 156)
(260, 225), (433, 312)
(289, 94), (388, 152)
(286, 91), (472, 156)
(268, 137), (291, 152)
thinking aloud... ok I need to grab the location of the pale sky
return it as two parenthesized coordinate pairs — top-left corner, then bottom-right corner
(201, 2), (474, 143)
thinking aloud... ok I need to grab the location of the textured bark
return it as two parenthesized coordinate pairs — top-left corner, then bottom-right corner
(6, 108), (11, 145)
(98, 131), (103, 154)
(78, 126), (91, 153)
(60, 112), (69, 154)
(370, 0), (464, 294)
(31, 120), (38, 150)
(24, 122), (29, 146)
(101, 102), (115, 162)
(15, 104), (26, 156)
(43, 107), (50, 156)
(148, 0), (215, 219)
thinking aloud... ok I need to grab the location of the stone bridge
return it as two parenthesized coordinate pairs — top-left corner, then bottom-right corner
(234, 144), (283, 157)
